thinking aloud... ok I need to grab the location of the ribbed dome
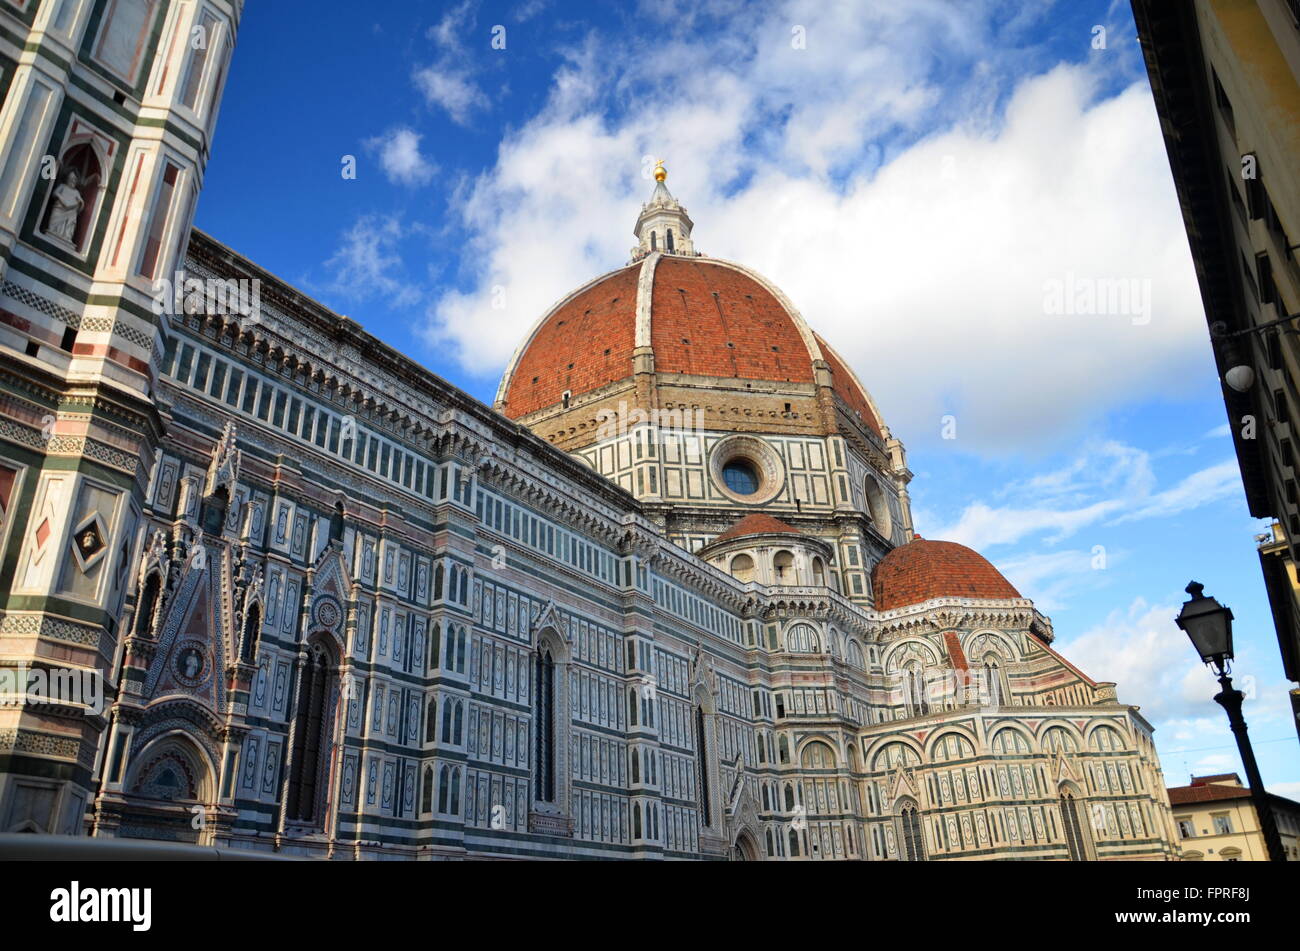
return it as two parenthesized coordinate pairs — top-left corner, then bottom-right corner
(496, 254), (882, 437)
(872, 536), (1021, 611)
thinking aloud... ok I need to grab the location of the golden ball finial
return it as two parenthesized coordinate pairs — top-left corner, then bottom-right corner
(653, 158), (667, 182)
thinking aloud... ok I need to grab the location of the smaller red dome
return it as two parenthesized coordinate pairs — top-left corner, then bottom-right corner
(872, 537), (1021, 611)
(712, 513), (801, 544)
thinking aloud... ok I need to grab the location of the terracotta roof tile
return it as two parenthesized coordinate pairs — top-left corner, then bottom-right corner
(505, 265), (640, 417)
(872, 537), (1021, 611)
(501, 258), (881, 426)
(712, 513), (801, 544)
(1168, 783), (1253, 805)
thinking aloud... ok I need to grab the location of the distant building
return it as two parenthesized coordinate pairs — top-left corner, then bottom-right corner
(1131, 0), (1300, 743)
(1168, 773), (1300, 860)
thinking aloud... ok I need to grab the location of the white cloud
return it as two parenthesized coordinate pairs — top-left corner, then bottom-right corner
(1112, 459), (1243, 523)
(991, 547), (1113, 612)
(415, 0), (491, 125)
(365, 127), (437, 187)
(320, 215), (424, 309)
(414, 66), (490, 126)
(1056, 597), (1222, 722)
(428, 0), (476, 49)
(418, 2), (1206, 455)
(922, 437), (1242, 558)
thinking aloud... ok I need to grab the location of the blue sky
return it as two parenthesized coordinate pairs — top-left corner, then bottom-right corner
(195, 1), (1299, 795)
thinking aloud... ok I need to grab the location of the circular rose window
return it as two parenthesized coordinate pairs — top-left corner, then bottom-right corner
(710, 435), (785, 504)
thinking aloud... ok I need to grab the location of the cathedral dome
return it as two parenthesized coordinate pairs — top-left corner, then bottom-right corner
(497, 256), (881, 437)
(871, 536), (1021, 610)
(494, 168), (885, 446)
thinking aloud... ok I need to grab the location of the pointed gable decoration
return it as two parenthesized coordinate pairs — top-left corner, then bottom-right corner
(206, 421), (240, 497)
(891, 765), (918, 803)
(1054, 752), (1077, 784)
(532, 600), (565, 641)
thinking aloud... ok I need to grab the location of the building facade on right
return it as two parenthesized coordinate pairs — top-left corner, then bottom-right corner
(1132, 0), (1300, 742)
(1169, 773), (1300, 860)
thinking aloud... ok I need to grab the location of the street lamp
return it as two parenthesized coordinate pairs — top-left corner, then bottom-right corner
(1176, 581), (1285, 862)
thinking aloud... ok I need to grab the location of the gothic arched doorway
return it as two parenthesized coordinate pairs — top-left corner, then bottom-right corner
(731, 830), (759, 861)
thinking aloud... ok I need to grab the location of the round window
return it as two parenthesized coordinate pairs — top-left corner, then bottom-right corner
(722, 459), (760, 496)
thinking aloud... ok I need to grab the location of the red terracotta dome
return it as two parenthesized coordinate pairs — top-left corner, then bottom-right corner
(872, 536), (1022, 611)
(711, 512), (802, 544)
(496, 255), (882, 436)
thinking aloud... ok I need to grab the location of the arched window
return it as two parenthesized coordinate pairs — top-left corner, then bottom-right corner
(847, 639), (865, 669)
(898, 801), (926, 861)
(904, 663), (928, 716)
(1042, 726), (1080, 755)
(437, 765), (450, 812)
(425, 699), (437, 743)
(800, 741), (836, 769)
(729, 553), (755, 582)
(453, 700), (464, 744)
(650, 231), (657, 251)
(788, 828), (801, 857)
(286, 641), (334, 823)
(534, 648), (556, 802)
(1060, 786), (1090, 860)
(984, 659), (1005, 706)
(450, 767), (461, 813)
(240, 603), (261, 662)
(428, 623), (440, 671)
(863, 476), (891, 536)
(433, 563), (444, 600)
(441, 699), (454, 744)
(666, 228), (675, 252)
(631, 748), (640, 783)
(628, 688), (638, 727)
(773, 550), (795, 582)
(1088, 726), (1124, 752)
(784, 783), (796, 811)
(695, 705), (711, 827)
(201, 485), (228, 534)
(812, 557), (826, 586)
(329, 502), (345, 542)
(786, 624), (819, 653)
(421, 766), (434, 814)
(135, 571), (161, 638)
(633, 802), (643, 838)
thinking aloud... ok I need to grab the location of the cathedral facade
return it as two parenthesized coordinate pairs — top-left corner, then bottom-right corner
(0, 1), (1180, 859)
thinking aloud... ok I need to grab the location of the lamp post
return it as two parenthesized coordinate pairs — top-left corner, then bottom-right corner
(1176, 581), (1285, 862)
